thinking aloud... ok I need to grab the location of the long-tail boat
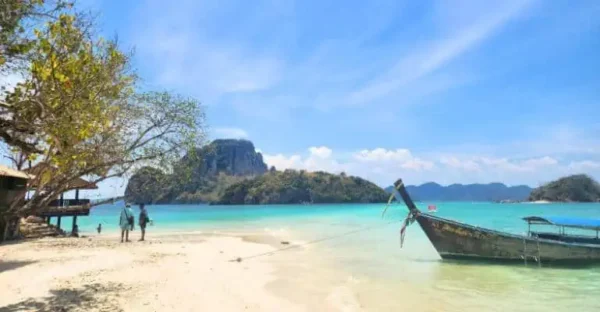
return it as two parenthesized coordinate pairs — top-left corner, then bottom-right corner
(388, 179), (600, 265)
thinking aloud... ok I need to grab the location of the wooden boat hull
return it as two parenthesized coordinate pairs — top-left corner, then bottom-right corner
(390, 179), (600, 265)
(417, 214), (600, 264)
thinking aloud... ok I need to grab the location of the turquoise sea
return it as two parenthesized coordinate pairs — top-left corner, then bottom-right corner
(55, 201), (600, 311)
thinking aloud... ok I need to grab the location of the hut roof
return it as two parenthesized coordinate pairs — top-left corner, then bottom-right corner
(23, 163), (99, 190)
(0, 164), (33, 180)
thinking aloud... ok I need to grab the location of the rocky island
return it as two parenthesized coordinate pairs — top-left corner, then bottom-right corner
(528, 174), (600, 202)
(125, 139), (266, 204)
(125, 139), (388, 204)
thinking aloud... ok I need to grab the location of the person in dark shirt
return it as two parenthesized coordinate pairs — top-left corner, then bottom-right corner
(138, 203), (150, 241)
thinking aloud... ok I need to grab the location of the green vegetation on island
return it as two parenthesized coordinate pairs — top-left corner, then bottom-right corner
(528, 174), (600, 202)
(124, 139), (389, 205)
(217, 170), (389, 205)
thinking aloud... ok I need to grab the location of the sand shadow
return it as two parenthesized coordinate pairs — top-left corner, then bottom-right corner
(0, 260), (37, 273)
(0, 282), (124, 312)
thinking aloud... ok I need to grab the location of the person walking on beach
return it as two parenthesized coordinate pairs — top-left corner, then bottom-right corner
(119, 204), (134, 243)
(138, 203), (150, 241)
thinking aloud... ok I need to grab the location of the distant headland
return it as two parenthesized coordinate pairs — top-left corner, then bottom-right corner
(528, 174), (600, 203)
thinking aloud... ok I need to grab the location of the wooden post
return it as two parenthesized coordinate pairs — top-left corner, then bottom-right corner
(75, 189), (80, 203)
(57, 216), (61, 229)
(72, 216), (78, 235)
(60, 193), (64, 207)
(47, 217), (51, 225)
(2, 216), (8, 242)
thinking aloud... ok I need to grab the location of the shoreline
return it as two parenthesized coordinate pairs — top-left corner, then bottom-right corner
(0, 231), (316, 311)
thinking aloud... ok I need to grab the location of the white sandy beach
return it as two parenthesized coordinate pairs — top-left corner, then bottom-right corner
(527, 200), (552, 204)
(0, 232), (336, 312)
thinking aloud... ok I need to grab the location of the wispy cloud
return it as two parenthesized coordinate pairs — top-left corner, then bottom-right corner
(348, 0), (537, 105)
(130, 0), (284, 102)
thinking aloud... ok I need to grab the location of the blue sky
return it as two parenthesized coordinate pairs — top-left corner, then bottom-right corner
(3, 0), (600, 198)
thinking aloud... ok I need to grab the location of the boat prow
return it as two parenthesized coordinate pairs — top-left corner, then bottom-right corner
(389, 179), (600, 266)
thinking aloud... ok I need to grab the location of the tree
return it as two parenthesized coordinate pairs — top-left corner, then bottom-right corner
(2, 11), (205, 216)
(1, 1), (73, 153)
(1, 1), (69, 66)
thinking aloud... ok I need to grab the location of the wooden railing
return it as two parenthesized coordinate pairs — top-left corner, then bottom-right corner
(48, 199), (91, 207)
(25, 198), (91, 207)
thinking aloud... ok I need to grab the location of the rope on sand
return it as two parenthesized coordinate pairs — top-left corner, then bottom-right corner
(229, 220), (400, 263)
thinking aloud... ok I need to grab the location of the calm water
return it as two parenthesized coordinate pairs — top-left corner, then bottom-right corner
(55, 201), (600, 311)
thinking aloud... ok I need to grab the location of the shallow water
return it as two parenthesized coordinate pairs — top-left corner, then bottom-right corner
(59, 201), (600, 311)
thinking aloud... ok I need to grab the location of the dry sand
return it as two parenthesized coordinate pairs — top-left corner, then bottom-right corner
(0, 232), (329, 312)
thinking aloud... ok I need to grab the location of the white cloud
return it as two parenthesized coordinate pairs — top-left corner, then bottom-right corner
(263, 146), (346, 174)
(440, 156), (481, 171)
(263, 146), (597, 187)
(212, 127), (249, 139)
(569, 160), (600, 171)
(401, 158), (435, 171)
(262, 154), (303, 171)
(354, 148), (412, 162)
(308, 146), (332, 159)
(521, 156), (558, 167)
(353, 148), (434, 171)
(477, 156), (558, 172)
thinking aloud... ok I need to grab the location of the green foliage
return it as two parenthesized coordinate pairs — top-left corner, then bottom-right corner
(3, 13), (135, 167)
(528, 174), (600, 202)
(217, 170), (389, 205)
(0, 1), (70, 68)
(0, 0), (72, 152)
(124, 166), (166, 204)
(172, 173), (247, 204)
(1, 5), (205, 215)
(125, 168), (246, 204)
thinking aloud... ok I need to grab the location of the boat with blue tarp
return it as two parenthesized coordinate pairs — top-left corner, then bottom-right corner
(389, 179), (600, 266)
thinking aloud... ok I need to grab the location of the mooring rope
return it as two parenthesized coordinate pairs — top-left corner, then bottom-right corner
(229, 219), (400, 262)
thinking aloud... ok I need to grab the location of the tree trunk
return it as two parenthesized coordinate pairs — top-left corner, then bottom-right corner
(12, 218), (20, 238)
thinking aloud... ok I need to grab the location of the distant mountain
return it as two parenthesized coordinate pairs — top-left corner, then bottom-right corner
(528, 174), (600, 202)
(384, 182), (532, 202)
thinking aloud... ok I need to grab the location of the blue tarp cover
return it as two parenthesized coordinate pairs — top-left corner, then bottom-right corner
(523, 216), (600, 230)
